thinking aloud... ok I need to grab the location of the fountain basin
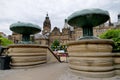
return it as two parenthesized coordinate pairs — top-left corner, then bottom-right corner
(113, 52), (120, 75)
(7, 44), (47, 68)
(67, 39), (115, 78)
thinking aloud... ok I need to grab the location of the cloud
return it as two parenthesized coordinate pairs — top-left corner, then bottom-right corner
(0, 0), (120, 35)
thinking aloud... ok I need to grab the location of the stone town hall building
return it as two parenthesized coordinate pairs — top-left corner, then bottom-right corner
(9, 14), (120, 46)
(35, 14), (75, 46)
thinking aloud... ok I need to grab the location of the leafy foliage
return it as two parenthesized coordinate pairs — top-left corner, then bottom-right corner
(51, 39), (67, 52)
(0, 35), (13, 46)
(52, 39), (60, 47)
(99, 29), (120, 51)
(51, 39), (60, 51)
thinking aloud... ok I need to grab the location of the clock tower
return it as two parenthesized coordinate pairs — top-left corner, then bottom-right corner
(42, 14), (51, 35)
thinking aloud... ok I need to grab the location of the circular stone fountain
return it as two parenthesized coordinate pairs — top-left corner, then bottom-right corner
(67, 9), (115, 78)
(8, 22), (47, 68)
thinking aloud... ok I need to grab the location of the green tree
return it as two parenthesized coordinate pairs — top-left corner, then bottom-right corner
(99, 29), (120, 51)
(0, 35), (13, 46)
(51, 39), (60, 51)
(60, 45), (67, 52)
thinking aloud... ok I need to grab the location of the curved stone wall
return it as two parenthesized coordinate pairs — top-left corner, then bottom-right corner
(7, 44), (48, 68)
(114, 52), (120, 75)
(67, 39), (115, 78)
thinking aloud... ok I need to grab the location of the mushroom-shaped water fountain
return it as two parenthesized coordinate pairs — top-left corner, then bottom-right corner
(67, 8), (109, 39)
(7, 22), (48, 68)
(10, 22), (41, 43)
(67, 9), (115, 78)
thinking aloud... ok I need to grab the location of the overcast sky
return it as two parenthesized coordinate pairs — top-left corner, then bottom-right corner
(0, 0), (120, 35)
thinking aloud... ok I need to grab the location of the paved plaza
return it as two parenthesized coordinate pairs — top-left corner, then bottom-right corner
(0, 63), (120, 80)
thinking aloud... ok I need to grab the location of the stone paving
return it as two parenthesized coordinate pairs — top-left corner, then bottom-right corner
(59, 69), (120, 80)
(0, 63), (120, 80)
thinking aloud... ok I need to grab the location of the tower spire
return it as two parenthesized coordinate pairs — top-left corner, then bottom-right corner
(42, 13), (51, 35)
(46, 12), (49, 19)
(46, 12), (48, 17)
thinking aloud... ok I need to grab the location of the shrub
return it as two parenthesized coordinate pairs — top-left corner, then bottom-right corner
(99, 29), (120, 51)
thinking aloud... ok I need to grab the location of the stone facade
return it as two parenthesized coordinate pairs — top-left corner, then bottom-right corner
(35, 34), (49, 46)
(0, 32), (6, 37)
(8, 32), (22, 44)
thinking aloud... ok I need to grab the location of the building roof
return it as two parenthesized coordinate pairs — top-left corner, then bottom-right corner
(63, 19), (70, 29)
(35, 33), (48, 39)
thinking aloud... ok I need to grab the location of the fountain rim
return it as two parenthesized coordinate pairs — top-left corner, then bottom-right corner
(7, 44), (48, 48)
(67, 39), (114, 46)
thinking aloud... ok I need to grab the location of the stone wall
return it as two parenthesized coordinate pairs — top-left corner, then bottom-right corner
(67, 39), (116, 78)
(7, 44), (60, 68)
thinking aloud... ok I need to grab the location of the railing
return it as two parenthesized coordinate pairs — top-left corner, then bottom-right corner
(47, 47), (61, 63)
